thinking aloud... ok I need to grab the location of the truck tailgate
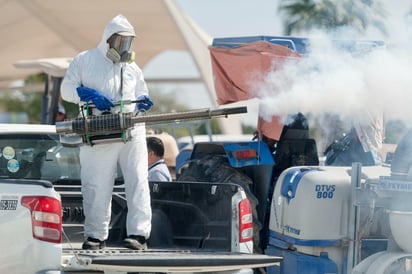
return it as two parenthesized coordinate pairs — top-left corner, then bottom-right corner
(59, 181), (247, 251)
(62, 248), (281, 273)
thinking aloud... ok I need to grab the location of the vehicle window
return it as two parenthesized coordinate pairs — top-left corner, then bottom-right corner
(0, 133), (81, 181)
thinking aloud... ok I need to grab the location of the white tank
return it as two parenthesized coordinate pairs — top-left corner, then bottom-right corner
(270, 166), (353, 242)
(352, 251), (412, 274)
(388, 191), (412, 253)
(269, 165), (389, 272)
(389, 210), (412, 253)
(371, 177), (412, 253)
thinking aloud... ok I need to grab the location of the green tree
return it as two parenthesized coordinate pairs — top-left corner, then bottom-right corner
(278, 0), (387, 35)
(137, 88), (216, 137)
(0, 92), (43, 123)
(149, 90), (188, 114)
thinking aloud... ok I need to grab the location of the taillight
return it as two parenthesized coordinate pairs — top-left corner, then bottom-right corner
(232, 149), (257, 161)
(239, 198), (253, 242)
(21, 196), (62, 243)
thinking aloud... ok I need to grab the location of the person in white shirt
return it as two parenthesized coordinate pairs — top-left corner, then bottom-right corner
(147, 136), (172, 182)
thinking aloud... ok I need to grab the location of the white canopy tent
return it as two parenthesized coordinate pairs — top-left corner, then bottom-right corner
(3, 0), (244, 133)
(0, 0), (187, 90)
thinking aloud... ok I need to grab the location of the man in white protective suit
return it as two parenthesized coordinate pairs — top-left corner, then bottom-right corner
(61, 14), (154, 250)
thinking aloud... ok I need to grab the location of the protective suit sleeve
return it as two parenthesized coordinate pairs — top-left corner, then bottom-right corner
(61, 55), (83, 104)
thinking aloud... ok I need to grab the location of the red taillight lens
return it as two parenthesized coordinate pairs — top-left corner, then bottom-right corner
(21, 196), (62, 243)
(232, 149), (257, 160)
(239, 198), (253, 242)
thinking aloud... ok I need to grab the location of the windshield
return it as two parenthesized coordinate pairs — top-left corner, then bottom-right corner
(0, 133), (81, 181)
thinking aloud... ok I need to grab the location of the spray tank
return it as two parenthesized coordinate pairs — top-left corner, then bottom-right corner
(266, 128), (412, 274)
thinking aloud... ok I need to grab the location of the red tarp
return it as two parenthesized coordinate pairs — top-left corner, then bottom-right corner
(210, 41), (302, 140)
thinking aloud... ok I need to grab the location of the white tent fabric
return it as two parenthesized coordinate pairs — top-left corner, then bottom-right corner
(164, 1), (243, 133)
(0, 0), (244, 133)
(0, 0), (187, 90)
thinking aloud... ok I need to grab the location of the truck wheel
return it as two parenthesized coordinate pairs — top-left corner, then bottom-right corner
(177, 154), (262, 253)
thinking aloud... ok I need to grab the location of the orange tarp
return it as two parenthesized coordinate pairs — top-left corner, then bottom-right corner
(210, 41), (301, 140)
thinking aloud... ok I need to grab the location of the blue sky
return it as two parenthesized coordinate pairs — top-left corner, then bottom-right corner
(176, 0), (412, 43)
(176, 0), (284, 37)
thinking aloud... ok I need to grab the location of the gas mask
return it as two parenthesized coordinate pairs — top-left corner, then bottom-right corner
(106, 33), (135, 63)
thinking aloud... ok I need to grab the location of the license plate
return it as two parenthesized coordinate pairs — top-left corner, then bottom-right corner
(0, 199), (18, 210)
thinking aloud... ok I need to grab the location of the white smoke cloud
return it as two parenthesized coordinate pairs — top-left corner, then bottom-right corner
(256, 5), (412, 134)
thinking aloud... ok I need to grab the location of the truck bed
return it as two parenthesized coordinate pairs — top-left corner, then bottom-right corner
(58, 180), (281, 272)
(57, 180), (237, 251)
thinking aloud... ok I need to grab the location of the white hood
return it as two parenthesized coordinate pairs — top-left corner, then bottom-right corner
(98, 14), (136, 56)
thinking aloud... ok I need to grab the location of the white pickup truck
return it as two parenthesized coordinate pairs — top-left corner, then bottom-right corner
(0, 123), (280, 274)
(0, 178), (62, 274)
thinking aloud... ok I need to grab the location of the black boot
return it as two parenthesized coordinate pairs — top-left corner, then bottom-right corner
(82, 237), (106, 250)
(123, 235), (147, 250)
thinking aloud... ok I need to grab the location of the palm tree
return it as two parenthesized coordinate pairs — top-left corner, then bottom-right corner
(278, 0), (387, 35)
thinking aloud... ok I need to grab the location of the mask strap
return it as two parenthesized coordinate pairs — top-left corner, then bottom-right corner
(119, 65), (127, 142)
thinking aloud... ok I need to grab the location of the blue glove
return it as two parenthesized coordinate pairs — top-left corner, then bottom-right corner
(136, 95), (154, 112)
(76, 86), (114, 111)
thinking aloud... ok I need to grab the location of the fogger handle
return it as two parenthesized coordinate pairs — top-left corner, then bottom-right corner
(81, 99), (146, 110)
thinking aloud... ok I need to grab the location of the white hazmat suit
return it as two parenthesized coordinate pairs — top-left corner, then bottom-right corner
(61, 15), (151, 242)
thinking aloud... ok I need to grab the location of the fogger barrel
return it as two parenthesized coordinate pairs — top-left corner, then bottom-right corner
(56, 106), (247, 146)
